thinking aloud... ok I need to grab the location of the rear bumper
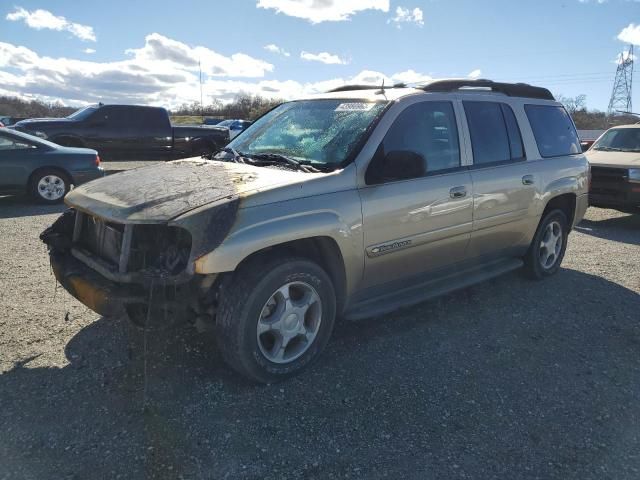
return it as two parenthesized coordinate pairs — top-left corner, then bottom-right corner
(574, 193), (589, 227)
(72, 167), (104, 186)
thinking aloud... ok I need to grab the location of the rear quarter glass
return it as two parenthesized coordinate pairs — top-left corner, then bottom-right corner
(525, 104), (581, 158)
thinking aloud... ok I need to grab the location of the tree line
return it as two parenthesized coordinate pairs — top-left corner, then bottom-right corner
(1, 92), (637, 128)
(172, 94), (283, 120)
(0, 95), (75, 119)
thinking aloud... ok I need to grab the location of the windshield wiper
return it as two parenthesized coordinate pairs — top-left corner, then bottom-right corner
(220, 147), (250, 163)
(594, 146), (623, 152)
(219, 148), (327, 173)
(245, 153), (320, 173)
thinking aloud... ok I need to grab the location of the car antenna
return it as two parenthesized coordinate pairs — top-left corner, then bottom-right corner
(375, 79), (386, 95)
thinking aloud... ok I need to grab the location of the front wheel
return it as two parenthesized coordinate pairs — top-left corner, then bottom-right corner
(523, 209), (569, 280)
(215, 257), (336, 383)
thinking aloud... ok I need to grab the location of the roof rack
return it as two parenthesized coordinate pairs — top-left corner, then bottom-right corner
(327, 83), (407, 93)
(420, 79), (554, 100)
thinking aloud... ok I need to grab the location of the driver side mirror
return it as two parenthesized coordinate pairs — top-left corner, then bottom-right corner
(380, 150), (427, 181)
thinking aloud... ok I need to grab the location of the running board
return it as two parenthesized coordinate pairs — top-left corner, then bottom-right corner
(344, 258), (524, 321)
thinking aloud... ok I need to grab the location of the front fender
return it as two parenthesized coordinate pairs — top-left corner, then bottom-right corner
(193, 195), (364, 296)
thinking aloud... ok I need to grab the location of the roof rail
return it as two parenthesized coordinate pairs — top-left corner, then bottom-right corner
(327, 83), (407, 93)
(420, 79), (554, 100)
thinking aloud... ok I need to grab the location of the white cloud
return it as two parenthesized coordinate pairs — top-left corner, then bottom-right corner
(618, 23), (640, 46)
(125, 33), (273, 77)
(300, 51), (348, 65)
(0, 38), (434, 109)
(389, 6), (424, 28)
(257, 0), (389, 23)
(390, 69), (432, 84)
(6, 7), (96, 42)
(0, 35), (275, 108)
(83, 48), (96, 54)
(264, 44), (290, 57)
(467, 69), (482, 79)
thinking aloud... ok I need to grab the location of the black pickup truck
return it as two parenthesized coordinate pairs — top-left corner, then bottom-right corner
(13, 104), (229, 161)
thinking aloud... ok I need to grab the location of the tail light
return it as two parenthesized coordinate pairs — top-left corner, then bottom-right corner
(587, 164), (592, 192)
(95, 155), (101, 166)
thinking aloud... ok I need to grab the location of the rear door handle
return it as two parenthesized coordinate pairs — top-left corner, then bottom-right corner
(522, 175), (535, 185)
(449, 186), (467, 199)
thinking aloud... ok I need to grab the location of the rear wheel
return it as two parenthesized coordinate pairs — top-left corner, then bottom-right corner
(29, 168), (70, 204)
(215, 256), (336, 383)
(523, 209), (568, 279)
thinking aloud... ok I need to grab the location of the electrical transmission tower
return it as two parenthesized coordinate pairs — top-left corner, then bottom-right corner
(607, 45), (634, 116)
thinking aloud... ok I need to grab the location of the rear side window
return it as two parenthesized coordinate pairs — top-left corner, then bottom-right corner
(464, 101), (524, 165)
(525, 105), (580, 157)
(140, 108), (170, 129)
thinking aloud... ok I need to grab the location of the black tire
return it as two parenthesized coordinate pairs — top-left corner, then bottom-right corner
(28, 168), (71, 204)
(215, 256), (336, 383)
(523, 209), (569, 280)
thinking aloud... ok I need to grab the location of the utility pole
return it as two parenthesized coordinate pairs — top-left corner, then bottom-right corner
(607, 45), (634, 118)
(199, 59), (204, 124)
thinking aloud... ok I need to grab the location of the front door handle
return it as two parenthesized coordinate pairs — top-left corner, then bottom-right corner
(522, 175), (535, 185)
(449, 186), (467, 199)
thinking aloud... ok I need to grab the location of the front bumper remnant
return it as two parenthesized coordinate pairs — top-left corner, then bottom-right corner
(50, 251), (146, 318)
(42, 209), (201, 325)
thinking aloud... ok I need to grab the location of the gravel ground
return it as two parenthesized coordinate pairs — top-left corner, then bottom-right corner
(0, 194), (639, 480)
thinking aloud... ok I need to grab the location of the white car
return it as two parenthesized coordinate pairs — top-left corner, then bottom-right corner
(586, 124), (640, 214)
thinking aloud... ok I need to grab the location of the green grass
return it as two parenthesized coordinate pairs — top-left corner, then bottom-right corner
(170, 115), (205, 125)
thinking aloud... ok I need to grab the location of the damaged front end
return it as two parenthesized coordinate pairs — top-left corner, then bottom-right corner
(41, 209), (218, 328)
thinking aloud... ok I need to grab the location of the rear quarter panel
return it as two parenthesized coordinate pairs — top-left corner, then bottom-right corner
(510, 96), (590, 230)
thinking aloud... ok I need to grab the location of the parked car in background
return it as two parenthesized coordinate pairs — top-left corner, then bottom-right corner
(586, 124), (640, 213)
(0, 128), (103, 203)
(13, 104), (230, 161)
(577, 129), (605, 152)
(215, 119), (253, 139)
(203, 117), (225, 125)
(42, 79), (589, 383)
(0, 116), (27, 127)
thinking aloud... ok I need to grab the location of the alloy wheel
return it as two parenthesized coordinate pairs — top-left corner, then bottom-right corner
(256, 281), (322, 364)
(538, 220), (563, 269)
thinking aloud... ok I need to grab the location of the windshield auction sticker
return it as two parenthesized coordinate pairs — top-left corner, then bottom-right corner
(335, 103), (375, 112)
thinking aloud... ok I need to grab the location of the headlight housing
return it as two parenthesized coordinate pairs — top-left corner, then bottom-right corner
(629, 168), (640, 183)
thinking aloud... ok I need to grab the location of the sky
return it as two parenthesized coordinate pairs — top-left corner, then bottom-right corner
(0, 0), (638, 111)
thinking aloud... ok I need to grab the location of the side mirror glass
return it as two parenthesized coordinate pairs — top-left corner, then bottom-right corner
(380, 150), (426, 181)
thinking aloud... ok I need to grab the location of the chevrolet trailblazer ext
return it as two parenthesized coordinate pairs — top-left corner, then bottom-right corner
(42, 80), (589, 383)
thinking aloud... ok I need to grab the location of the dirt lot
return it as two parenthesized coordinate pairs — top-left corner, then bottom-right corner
(0, 193), (639, 479)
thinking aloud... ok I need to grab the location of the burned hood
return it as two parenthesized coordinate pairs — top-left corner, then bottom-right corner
(64, 159), (311, 223)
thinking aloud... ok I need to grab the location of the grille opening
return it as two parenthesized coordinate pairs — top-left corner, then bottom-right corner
(76, 214), (192, 276)
(128, 225), (192, 275)
(78, 215), (125, 266)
